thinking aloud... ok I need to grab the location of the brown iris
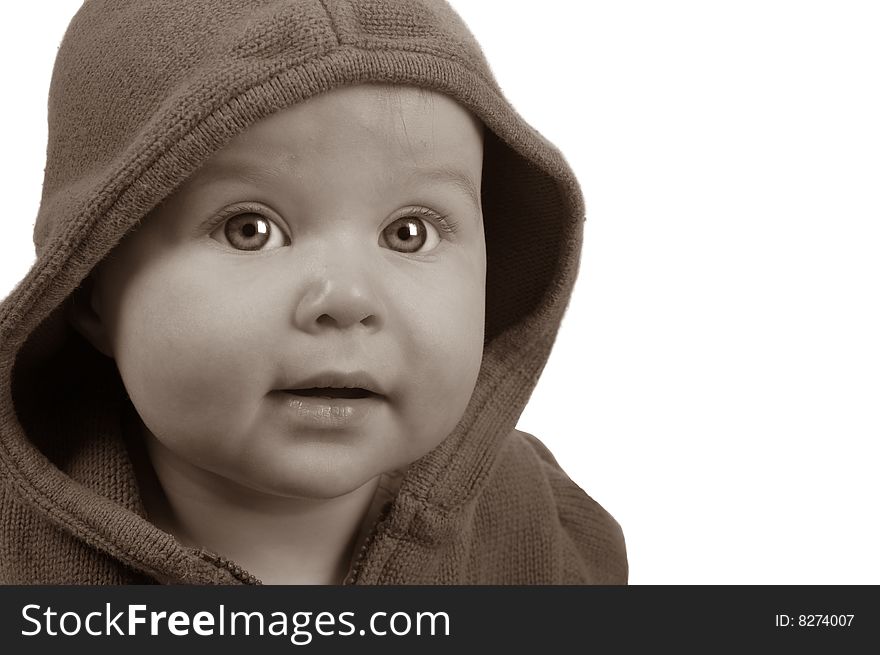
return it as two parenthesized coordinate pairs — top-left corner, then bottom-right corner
(224, 213), (271, 251)
(381, 217), (427, 253)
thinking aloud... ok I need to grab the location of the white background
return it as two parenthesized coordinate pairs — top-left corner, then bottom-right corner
(1, 1), (878, 584)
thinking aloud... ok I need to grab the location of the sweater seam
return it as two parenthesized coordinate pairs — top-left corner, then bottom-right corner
(316, 0), (342, 46)
(336, 41), (498, 91)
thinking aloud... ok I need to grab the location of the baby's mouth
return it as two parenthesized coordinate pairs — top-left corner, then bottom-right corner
(283, 387), (378, 400)
(278, 370), (386, 402)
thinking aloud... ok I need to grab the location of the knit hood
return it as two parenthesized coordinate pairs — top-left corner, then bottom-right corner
(0, 0), (619, 584)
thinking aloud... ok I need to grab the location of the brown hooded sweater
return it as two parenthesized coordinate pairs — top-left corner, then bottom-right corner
(0, 0), (627, 584)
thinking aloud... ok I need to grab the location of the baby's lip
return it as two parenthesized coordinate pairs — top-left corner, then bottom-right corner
(279, 370), (386, 398)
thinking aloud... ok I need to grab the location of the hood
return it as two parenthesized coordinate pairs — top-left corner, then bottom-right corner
(0, 0), (584, 583)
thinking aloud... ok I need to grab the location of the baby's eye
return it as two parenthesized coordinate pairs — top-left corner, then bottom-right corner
(380, 215), (441, 253)
(211, 212), (290, 251)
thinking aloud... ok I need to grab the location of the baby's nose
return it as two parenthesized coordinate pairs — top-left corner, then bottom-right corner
(293, 265), (383, 333)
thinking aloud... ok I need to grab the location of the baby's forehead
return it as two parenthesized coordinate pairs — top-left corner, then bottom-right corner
(228, 84), (481, 157)
(183, 84), (483, 199)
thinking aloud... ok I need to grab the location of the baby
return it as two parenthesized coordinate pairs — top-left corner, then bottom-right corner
(0, 0), (626, 584)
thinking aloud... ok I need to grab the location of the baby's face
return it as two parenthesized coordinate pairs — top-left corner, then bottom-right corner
(91, 85), (486, 499)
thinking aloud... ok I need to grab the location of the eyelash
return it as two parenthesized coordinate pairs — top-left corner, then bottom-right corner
(204, 202), (279, 235)
(394, 206), (459, 236)
(204, 203), (459, 240)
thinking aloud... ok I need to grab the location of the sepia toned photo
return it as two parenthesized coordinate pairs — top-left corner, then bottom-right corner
(0, 0), (626, 585)
(3, 0), (878, 599)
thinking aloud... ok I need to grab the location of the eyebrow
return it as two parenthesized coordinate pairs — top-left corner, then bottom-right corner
(191, 159), (289, 188)
(406, 166), (482, 210)
(192, 159), (481, 209)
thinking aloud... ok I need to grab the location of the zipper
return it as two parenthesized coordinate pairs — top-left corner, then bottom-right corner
(198, 549), (262, 585)
(194, 498), (394, 585)
(342, 499), (393, 585)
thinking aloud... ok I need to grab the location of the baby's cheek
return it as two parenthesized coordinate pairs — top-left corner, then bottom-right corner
(112, 274), (270, 447)
(399, 275), (485, 448)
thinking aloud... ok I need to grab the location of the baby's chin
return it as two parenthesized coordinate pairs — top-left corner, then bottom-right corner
(219, 443), (413, 501)
(241, 466), (385, 501)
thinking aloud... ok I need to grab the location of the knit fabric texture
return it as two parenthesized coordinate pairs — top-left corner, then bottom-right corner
(0, 0), (627, 584)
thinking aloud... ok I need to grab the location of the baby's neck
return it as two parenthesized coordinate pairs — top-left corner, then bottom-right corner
(129, 427), (380, 585)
